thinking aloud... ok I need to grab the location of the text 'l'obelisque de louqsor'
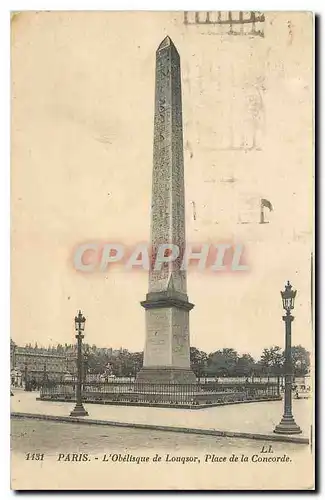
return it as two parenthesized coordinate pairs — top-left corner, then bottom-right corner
(136, 36), (196, 384)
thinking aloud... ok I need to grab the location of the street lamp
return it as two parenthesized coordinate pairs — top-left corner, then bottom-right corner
(274, 281), (302, 434)
(83, 347), (90, 382)
(24, 362), (28, 391)
(70, 310), (89, 417)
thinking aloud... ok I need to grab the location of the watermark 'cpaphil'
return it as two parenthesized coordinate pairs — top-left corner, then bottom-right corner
(73, 242), (249, 273)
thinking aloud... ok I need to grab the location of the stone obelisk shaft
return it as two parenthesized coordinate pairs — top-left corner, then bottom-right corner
(137, 37), (196, 384)
(149, 36), (186, 296)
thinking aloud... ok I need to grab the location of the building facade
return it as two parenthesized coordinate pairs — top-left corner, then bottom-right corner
(11, 345), (77, 385)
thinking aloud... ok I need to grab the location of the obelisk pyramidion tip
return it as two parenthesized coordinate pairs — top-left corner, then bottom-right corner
(157, 35), (176, 51)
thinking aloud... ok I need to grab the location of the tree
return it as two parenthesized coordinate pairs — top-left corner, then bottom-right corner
(87, 350), (111, 375)
(131, 352), (144, 376)
(260, 346), (284, 380)
(190, 347), (208, 380)
(103, 350), (144, 378)
(236, 354), (255, 377)
(291, 345), (310, 376)
(207, 348), (239, 377)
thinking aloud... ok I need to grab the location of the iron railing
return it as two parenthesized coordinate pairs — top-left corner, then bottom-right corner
(40, 380), (280, 406)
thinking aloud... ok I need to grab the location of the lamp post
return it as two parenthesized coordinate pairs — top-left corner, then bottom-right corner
(274, 281), (302, 434)
(70, 310), (89, 417)
(83, 348), (90, 383)
(10, 341), (16, 395)
(24, 362), (28, 391)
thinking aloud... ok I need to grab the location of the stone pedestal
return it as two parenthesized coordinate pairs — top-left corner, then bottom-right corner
(137, 290), (196, 384)
(136, 367), (196, 384)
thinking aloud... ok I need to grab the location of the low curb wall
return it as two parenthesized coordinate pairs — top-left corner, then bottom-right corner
(11, 411), (309, 445)
(36, 396), (281, 409)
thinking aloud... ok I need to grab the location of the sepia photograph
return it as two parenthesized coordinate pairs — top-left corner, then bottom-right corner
(10, 10), (314, 491)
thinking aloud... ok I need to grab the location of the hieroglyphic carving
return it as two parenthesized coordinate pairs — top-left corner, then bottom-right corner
(171, 308), (190, 368)
(149, 37), (187, 294)
(144, 309), (172, 366)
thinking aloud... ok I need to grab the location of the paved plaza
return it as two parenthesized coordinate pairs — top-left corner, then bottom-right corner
(11, 389), (311, 443)
(11, 415), (313, 491)
(11, 417), (307, 457)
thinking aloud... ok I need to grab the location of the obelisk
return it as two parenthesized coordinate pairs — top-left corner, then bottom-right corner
(136, 36), (196, 384)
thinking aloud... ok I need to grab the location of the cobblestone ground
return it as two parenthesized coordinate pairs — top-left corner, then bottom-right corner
(11, 418), (307, 457)
(11, 418), (313, 490)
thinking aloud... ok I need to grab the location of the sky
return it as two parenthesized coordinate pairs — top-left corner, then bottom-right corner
(11, 11), (313, 359)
